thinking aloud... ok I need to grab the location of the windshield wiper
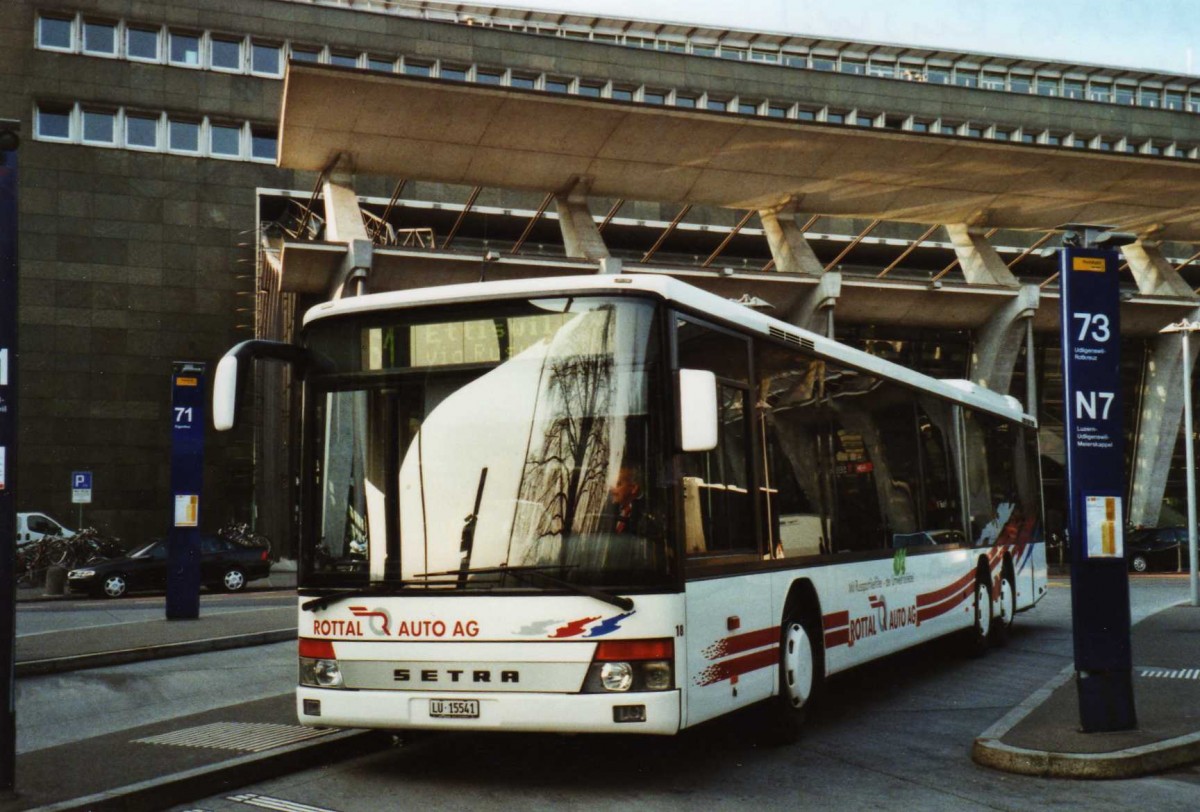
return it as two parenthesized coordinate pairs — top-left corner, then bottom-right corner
(416, 565), (635, 612)
(301, 582), (428, 612)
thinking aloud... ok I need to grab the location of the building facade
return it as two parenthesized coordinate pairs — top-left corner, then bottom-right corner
(7, 0), (1200, 551)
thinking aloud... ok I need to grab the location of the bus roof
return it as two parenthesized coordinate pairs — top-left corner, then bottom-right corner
(303, 274), (1031, 423)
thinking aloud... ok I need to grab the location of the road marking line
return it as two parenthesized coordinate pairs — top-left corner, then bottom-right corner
(228, 793), (341, 812)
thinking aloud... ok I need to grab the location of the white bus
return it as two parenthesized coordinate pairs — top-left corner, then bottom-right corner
(214, 274), (1046, 740)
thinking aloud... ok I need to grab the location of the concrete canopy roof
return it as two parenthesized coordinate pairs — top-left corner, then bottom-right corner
(279, 64), (1200, 242)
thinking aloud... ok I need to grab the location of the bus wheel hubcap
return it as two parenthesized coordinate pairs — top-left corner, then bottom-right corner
(976, 584), (991, 637)
(1000, 578), (1014, 625)
(783, 622), (813, 709)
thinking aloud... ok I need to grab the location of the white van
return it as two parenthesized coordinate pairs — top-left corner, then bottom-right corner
(15, 513), (75, 546)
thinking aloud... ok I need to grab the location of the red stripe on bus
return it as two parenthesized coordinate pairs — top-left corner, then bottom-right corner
(695, 647), (779, 686)
(916, 571), (975, 608)
(702, 626), (781, 660)
(823, 610), (850, 630)
(916, 584), (973, 622)
(824, 628), (850, 649)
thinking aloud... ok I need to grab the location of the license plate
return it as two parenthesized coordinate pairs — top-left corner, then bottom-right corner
(429, 698), (480, 718)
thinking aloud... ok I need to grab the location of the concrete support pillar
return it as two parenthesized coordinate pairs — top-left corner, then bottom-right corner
(945, 224), (1019, 287)
(970, 284), (1039, 394)
(554, 181), (609, 261)
(1128, 307), (1200, 527)
(783, 271), (841, 336)
(1122, 241), (1197, 298)
(758, 209), (823, 275)
(322, 172), (373, 299)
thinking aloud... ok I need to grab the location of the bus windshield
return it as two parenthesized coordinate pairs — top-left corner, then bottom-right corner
(302, 296), (670, 592)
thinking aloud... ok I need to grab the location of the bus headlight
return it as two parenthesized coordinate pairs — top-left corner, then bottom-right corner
(599, 662), (634, 692)
(582, 638), (674, 693)
(300, 657), (344, 688)
(299, 637), (344, 689)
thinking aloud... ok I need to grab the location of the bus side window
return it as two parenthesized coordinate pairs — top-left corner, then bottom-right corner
(755, 346), (829, 559)
(677, 317), (755, 557)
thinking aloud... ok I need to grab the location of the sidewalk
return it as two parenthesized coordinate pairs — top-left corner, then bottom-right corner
(974, 603), (1200, 779)
(5, 569), (396, 811)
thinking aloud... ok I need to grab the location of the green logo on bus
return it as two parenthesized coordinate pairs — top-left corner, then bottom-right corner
(893, 548), (907, 576)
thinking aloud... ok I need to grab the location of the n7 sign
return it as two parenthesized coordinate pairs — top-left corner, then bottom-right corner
(1075, 390), (1115, 421)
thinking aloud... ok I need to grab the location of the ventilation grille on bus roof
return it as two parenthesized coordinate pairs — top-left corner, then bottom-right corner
(769, 326), (815, 353)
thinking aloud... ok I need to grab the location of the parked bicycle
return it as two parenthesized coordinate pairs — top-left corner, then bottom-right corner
(14, 527), (121, 585)
(218, 520), (273, 559)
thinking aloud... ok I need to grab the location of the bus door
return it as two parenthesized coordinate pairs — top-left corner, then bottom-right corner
(675, 317), (773, 726)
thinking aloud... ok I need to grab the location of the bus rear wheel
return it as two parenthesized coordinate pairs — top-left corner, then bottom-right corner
(992, 569), (1017, 646)
(965, 578), (993, 657)
(766, 617), (818, 744)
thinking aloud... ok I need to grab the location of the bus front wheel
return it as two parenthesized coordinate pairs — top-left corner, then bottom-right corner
(766, 616), (818, 744)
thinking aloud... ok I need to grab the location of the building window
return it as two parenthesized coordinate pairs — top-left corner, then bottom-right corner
(910, 120), (929, 133)
(868, 61), (895, 78)
(1115, 85), (1135, 105)
(1063, 80), (1085, 99)
(291, 45), (320, 63)
(783, 52), (807, 68)
(169, 31), (201, 66)
(855, 113), (874, 127)
(82, 20), (117, 56)
(1089, 83), (1112, 103)
(841, 59), (866, 75)
(476, 68), (503, 85)
(675, 95), (697, 108)
(1035, 77), (1059, 96)
(436, 63), (465, 81)
(954, 69), (978, 88)
(1010, 75), (1031, 94)
(926, 67), (951, 84)
(38, 15), (74, 51)
(994, 129), (1011, 141)
(965, 125), (983, 138)
(812, 56), (836, 71)
(367, 56), (395, 73)
(578, 82), (603, 97)
(692, 44), (717, 58)
(252, 42), (283, 75)
(643, 90), (666, 105)
(403, 59), (432, 76)
(738, 100), (760, 116)
(211, 36), (243, 71)
(796, 108), (817, 121)
(981, 72), (1006, 91)
(1044, 133), (1062, 146)
(1166, 91), (1185, 111)
(544, 77), (570, 93)
(611, 86), (634, 101)
(1020, 132), (1036, 143)
(826, 111), (846, 124)
(210, 122), (242, 156)
(125, 114), (159, 149)
(720, 46), (746, 61)
(251, 126), (277, 161)
(1097, 139), (1113, 151)
(168, 118), (200, 152)
(35, 105), (72, 140)
(509, 73), (536, 89)
(706, 98), (728, 112)
(1138, 88), (1161, 108)
(81, 109), (116, 144)
(768, 104), (789, 119)
(127, 26), (160, 61)
(329, 52), (359, 68)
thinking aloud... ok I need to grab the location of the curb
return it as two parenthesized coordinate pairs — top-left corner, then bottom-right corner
(971, 659), (1200, 779)
(15, 629), (297, 677)
(23, 729), (392, 812)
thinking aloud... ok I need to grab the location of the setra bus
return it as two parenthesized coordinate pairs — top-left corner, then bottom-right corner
(213, 273), (1046, 740)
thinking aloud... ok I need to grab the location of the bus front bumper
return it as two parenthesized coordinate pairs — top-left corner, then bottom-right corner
(296, 687), (682, 735)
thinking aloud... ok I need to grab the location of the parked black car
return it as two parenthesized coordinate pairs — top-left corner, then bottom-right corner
(67, 535), (271, 598)
(1127, 526), (1191, 573)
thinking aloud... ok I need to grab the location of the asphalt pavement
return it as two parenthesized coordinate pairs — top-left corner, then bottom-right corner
(4, 575), (1200, 811)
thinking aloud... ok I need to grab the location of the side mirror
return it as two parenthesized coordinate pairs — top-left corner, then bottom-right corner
(678, 368), (718, 452)
(212, 354), (239, 431)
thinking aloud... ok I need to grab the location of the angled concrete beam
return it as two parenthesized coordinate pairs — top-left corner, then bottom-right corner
(321, 172), (373, 298)
(1128, 307), (1200, 527)
(945, 224), (1019, 287)
(970, 284), (1039, 394)
(1122, 241), (1199, 299)
(783, 271), (841, 336)
(554, 179), (609, 261)
(758, 209), (823, 276)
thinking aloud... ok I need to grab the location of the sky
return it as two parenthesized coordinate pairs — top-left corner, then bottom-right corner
(484, 0), (1199, 75)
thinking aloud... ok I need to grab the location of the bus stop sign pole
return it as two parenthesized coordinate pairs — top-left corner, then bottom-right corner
(1059, 242), (1136, 732)
(0, 125), (20, 794)
(167, 362), (206, 620)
